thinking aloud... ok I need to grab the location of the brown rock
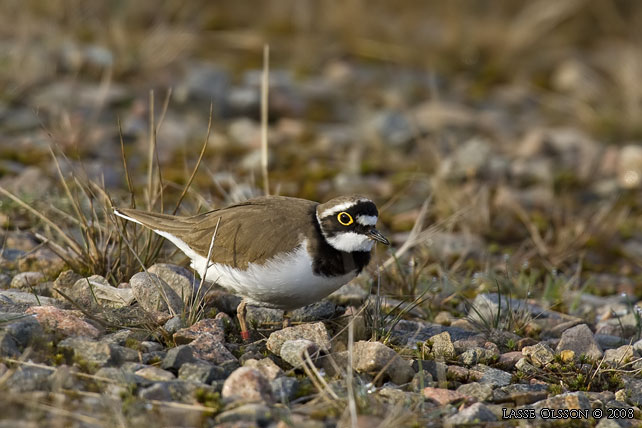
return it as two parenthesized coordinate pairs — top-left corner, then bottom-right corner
(189, 334), (237, 365)
(26, 305), (101, 338)
(130, 272), (183, 314)
(244, 358), (283, 381)
(556, 324), (602, 360)
(135, 366), (176, 381)
(173, 317), (225, 344)
(497, 351), (523, 370)
(222, 367), (274, 403)
(423, 387), (466, 406)
(352, 341), (415, 385)
(266, 322), (331, 355)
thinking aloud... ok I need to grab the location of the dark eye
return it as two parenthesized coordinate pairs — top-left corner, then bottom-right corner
(337, 212), (354, 226)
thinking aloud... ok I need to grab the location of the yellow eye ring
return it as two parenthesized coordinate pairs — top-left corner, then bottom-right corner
(337, 212), (354, 226)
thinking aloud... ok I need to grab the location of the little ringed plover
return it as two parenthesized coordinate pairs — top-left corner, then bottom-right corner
(114, 195), (389, 340)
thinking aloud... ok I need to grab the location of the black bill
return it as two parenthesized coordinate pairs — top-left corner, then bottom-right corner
(367, 228), (390, 245)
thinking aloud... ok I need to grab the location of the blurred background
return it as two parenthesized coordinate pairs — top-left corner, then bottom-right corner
(2, 0), (642, 303)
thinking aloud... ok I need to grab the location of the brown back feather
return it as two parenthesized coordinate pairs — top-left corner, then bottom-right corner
(118, 196), (318, 268)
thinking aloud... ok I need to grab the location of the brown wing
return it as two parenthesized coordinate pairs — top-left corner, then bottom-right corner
(117, 196), (318, 268)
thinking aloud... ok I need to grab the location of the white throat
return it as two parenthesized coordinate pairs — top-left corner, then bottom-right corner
(325, 232), (374, 252)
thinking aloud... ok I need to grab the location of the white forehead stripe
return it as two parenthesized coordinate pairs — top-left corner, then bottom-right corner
(356, 215), (377, 226)
(319, 199), (371, 218)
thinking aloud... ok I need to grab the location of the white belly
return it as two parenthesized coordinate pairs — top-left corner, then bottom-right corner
(191, 240), (356, 310)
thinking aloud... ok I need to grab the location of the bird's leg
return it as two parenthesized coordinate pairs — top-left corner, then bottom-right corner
(237, 299), (250, 341)
(282, 310), (292, 329)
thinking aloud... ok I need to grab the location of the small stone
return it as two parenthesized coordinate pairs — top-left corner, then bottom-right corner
(410, 370), (434, 391)
(94, 367), (147, 387)
(279, 339), (321, 368)
(101, 329), (137, 346)
(556, 324), (603, 360)
(4, 365), (52, 393)
(58, 337), (121, 367)
(142, 351), (166, 364)
(221, 367), (274, 403)
(452, 336), (487, 353)
(173, 317), (225, 344)
(246, 305), (283, 326)
(178, 362), (225, 384)
(271, 376), (299, 403)
(10, 271), (45, 289)
(603, 345), (634, 367)
(113, 345), (139, 362)
(492, 384), (549, 405)
(595, 334), (627, 350)
(1, 315), (44, 349)
(352, 341), (415, 385)
(596, 313), (639, 338)
(161, 345), (196, 371)
(25, 305), (100, 338)
(515, 358), (537, 374)
(69, 275), (134, 309)
(469, 364), (512, 387)
(214, 403), (277, 426)
(423, 387), (466, 406)
(54, 270), (82, 292)
(266, 322), (331, 355)
(632, 338), (642, 355)
(560, 349), (575, 362)
(430, 331), (456, 360)
(0, 248), (24, 271)
(135, 366), (176, 381)
(163, 316), (185, 335)
(147, 263), (196, 302)
(444, 402), (497, 427)
(412, 359), (448, 383)
(130, 272), (183, 314)
(0, 333), (20, 357)
(244, 358), (283, 381)
(497, 351), (523, 370)
(522, 342), (555, 367)
(0, 289), (58, 307)
(447, 365), (470, 382)
(391, 320), (479, 346)
(456, 382), (493, 401)
(189, 334), (237, 365)
(138, 382), (172, 401)
(289, 300), (339, 322)
(0, 272), (11, 288)
(140, 341), (163, 353)
(460, 347), (490, 366)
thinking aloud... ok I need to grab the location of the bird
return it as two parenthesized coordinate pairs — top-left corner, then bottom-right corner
(114, 195), (389, 340)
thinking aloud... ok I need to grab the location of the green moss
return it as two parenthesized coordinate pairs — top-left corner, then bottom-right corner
(124, 337), (140, 350)
(146, 355), (162, 365)
(73, 355), (99, 374)
(194, 389), (223, 412)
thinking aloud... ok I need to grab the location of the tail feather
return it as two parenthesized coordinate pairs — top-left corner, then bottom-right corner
(114, 208), (196, 233)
